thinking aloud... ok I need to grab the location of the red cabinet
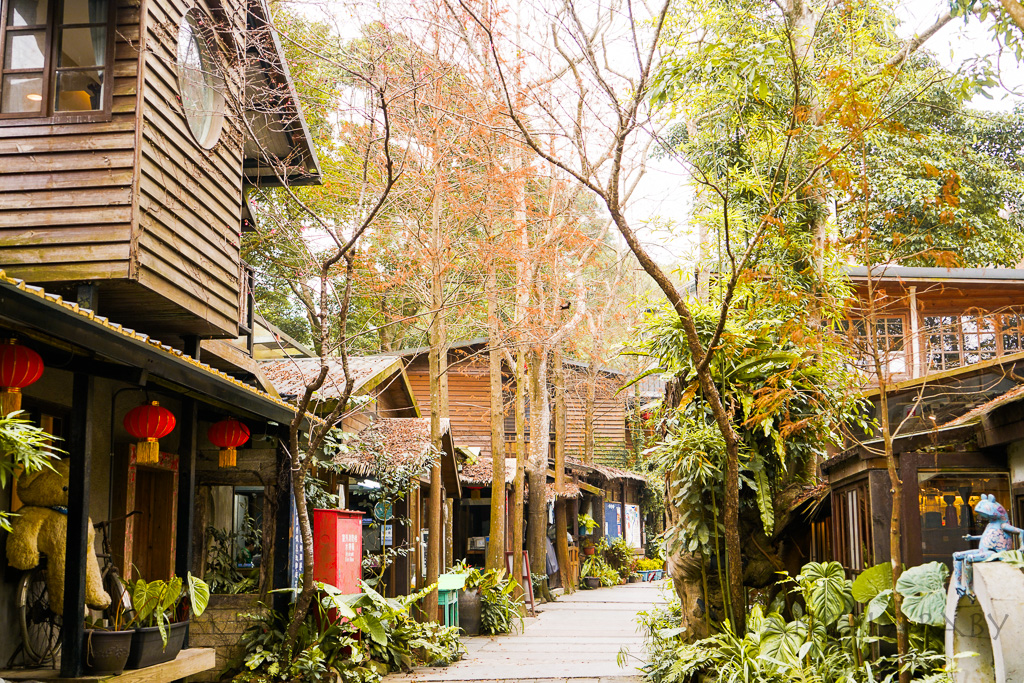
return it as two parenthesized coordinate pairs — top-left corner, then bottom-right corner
(313, 509), (364, 593)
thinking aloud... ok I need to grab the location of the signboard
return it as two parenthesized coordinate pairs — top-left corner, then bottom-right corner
(625, 504), (642, 548)
(604, 502), (623, 539)
(384, 524), (393, 547)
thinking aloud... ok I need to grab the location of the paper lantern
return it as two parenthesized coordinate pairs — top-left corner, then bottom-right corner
(208, 418), (249, 467)
(124, 401), (176, 464)
(0, 340), (44, 416)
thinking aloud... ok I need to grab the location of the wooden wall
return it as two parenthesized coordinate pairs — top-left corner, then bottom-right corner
(404, 350), (628, 465)
(133, 0), (244, 337)
(406, 355), (493, 455)
(0, 0), (140, 282)
(0, 0), (246, 340)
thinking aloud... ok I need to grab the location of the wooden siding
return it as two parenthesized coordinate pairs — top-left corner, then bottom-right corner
(404, 351), (628, 465)
(0, 0), (140, 283)
(135, 0), (244, 337)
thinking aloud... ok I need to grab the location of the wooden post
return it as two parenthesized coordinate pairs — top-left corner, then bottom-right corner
(445, 497), (454, 570)
(425, 467), (442, 620)
(175, 398), (198, 648)
(272, 428), (294, 616)
(60, 373), (93, 678)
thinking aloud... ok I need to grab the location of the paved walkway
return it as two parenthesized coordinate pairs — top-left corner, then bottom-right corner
(388, 581), (669, 683)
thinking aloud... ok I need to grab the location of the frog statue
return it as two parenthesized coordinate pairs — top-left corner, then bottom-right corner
(953, 494), (1023, 598)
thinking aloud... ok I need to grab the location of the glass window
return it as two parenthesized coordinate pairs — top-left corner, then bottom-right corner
(176, 11), (223, 148)
(843, 317), (906, 377)
(831, 482), (872, 572)
(0, 0), (109, 117)
(917, 469), (1011, 568)
(1002, 314), (1022, 354)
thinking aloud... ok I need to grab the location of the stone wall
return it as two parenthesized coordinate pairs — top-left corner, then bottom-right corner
(188, 593), (264, 681)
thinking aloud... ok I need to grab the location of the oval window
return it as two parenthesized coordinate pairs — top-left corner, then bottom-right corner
(177, 11), (224, 149)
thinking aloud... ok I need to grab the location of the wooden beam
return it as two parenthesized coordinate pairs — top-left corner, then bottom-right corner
(271, 427), (294, 615)
(577, 481), (604, 496)
(175, 399), (198, 647)
(60, 373), (93, 677)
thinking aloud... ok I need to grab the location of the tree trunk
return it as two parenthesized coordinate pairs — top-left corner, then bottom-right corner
(553, 346), (572, 593)
(486, 271), (507, 571)
(526, 347), (550, 576)
(424, 172), (446, 622)
(511, 349), (527, 568)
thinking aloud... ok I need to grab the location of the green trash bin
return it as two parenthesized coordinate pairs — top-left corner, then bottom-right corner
(437, 573), (468, 628)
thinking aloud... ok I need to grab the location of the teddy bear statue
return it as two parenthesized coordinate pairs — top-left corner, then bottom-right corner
(953, 493), (1023, 598)
(6, 459), (111, 613)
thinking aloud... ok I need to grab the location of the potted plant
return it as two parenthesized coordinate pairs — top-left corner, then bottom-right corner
(125, 572), (209, 669)
(82, 614), (134, 675)
(579, 555), (605, 589)
(578, 513), (598, 538)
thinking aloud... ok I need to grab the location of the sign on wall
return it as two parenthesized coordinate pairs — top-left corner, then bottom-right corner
(605, 502), (622, 539)
(625, 504), (642, 548)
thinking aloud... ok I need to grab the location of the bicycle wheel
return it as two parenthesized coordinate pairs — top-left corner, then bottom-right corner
(101, 566), (133, 627)
(18, 565), (62, 665)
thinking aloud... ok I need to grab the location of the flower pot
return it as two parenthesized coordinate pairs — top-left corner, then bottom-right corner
(458, 588), (481, 636)
(83, 629), (133, 675)
(583, 577), (601, 589)
(125, 620), (188, 669)
(583, 545), (596, 556)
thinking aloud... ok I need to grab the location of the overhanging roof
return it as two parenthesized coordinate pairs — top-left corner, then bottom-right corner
(0, 270), (300, 424)
(847, 265), (1024, 284)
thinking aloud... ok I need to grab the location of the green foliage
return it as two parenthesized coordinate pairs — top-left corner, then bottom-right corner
(230, 582), (463, 683)
(577, 513), (598, 534)
(580, 541), (621, 588)
(463, 568), (524, 635)
(0, 411), (61, 532)
(641, 295), (865, 561)
(895, 562), (949, 628)
(637, 561), (950, 683)
(604, 537), (637, 579)
(204, 522), (260, 595)
(129, 573), (209, 647)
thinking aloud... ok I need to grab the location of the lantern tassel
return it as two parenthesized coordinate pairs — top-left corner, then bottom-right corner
(136, 438), (160, 465)
(1, 387), (21, 417)
(219, 448), (237, 468)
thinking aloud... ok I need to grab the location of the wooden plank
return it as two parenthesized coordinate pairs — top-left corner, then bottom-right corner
(0, 205), (133, 229)
(136, 246), (239, 313)
(0, 133), (135, 155)
(0, 116), (136, 139)
(0, 224), (132, 246)
(0, 242), (130, 264)
(0, 187), (131, 211)
(110, 647), (216, 682)
(0, 260), (130, 282)
(0, 168), (134, 192)
(0, 150), (135, 174)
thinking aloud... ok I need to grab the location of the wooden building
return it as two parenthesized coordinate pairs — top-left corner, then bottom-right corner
(0, 0), (319, 675)
(821, 266), (1024, 576)
(394, 338), (631, 467)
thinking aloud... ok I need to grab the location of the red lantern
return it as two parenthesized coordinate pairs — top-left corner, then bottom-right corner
(208, 418), (250, 468)
(124, 401), (176, 464)
(0, 340), (44, 416)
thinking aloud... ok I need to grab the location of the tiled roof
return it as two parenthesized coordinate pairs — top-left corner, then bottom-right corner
(0, 270), (299, 418)
(260, 356), (402, 401)
(941, 382), (1024, 429)
(337, 418), (450, 477)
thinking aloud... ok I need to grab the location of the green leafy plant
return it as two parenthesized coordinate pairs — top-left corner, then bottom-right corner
(464, 568), (523, 635)
(635, 561), (951, 682)
(580, 553), (619, 587)
(129, 572), (209, 647)
(0, 412), (62, 532)
(229, 581), (463, 683)
(578, 513), (598, 534)
(604, 537), (636, 580)
(204, 524), (259, 595)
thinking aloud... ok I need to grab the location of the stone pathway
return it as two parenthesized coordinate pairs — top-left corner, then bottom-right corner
(387, 581), (670, 683)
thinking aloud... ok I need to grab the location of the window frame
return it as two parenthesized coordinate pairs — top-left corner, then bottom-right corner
(0, 0), (116, 124)
(843, 314), (909, 378)
(923, 312), (1021, 373)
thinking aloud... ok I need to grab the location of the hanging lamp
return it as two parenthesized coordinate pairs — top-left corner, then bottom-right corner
(0, 340), (44, 416)
(208, 418), (250, 467)
(124, 401), (176, 464)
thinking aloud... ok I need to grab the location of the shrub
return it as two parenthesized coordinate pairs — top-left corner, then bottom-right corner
(465, 568), (523, 635)
(636, 558), (664, 572)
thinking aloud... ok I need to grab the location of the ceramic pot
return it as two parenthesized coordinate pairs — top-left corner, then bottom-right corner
(458, 588), (481, 636)
(83, 629), (133, 675)
(125, 619), (188, 669)
(583, 545), (596, 556)
(583, 577), (601, 589)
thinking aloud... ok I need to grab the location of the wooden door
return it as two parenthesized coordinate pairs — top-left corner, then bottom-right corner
(132, 468), (176, 580)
